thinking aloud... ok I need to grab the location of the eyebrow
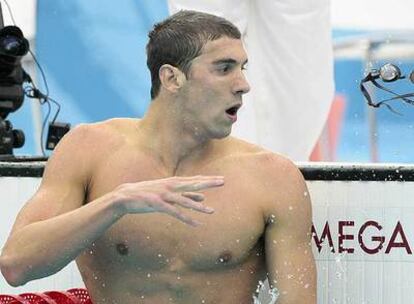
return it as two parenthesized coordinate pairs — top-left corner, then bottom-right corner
(212, 58), (248, 66)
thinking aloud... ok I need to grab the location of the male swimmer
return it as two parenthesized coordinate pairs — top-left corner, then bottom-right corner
(0, 11), (315, 304)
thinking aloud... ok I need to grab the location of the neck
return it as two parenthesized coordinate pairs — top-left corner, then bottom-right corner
(138, 97), (215, 175)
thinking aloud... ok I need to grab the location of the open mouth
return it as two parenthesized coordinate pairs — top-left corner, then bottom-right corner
(225, 104), (241, 116)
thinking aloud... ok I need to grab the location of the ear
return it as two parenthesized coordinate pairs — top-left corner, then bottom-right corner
(159, 64), (186, 93)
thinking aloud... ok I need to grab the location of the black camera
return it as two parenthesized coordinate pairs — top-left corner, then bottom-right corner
(0, 5), (69, 158)
(0, 25), (29, 119)
(0, 23), (29, 156)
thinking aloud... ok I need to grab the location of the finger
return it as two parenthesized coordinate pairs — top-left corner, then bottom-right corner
(164, 193), (214, 214)
(174, 175), (224, 181)
(174, 179), (224, 192)
(181, 192), (205, 202)
(160, 203), (202, 227)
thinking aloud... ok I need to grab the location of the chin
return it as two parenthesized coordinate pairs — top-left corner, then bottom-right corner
(211, 127), (232, 139)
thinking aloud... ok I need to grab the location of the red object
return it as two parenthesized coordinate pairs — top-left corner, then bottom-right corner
(43, 292), (80, 304)
(66, 289), (91, 304)
(0, 289), (91, 304)
(310, 94), (346, 161)
(0, 294), (30, 304)
(18, 293), (56, 304)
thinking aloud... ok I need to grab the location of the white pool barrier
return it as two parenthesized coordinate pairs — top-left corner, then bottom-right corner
(1, 160), (414, 303)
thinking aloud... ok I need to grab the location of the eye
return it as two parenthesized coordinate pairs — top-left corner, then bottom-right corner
(218, 64), (232, 73)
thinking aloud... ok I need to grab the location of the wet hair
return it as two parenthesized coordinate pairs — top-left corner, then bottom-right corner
(146, 10), (241, 99)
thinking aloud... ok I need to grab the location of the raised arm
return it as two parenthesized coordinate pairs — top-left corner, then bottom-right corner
(0, 124), (119, 286)
(0, 123), (223, 286)
(263, 156), (316, 304)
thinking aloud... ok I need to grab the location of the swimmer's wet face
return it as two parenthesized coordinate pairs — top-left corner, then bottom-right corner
(177, 37), (250, 139)
(146, 10), (242, 99)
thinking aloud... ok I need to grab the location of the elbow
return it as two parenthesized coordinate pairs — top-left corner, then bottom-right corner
(0, 254), (27, 287)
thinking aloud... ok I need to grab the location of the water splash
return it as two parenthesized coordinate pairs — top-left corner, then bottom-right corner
(252, 282), (279, 304)
(268, 288), (280, 303)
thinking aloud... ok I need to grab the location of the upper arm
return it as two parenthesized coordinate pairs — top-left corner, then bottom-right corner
(262, 156), (316, 303)
(8, 124), (95, 235)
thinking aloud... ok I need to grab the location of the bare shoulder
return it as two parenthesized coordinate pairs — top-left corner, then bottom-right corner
(225, 137), (309, 218)
(44, 118), (139, 183)
(51, 118), (138, 154)
(225, 136), (300, 176)
(256, 152), (309, 223)
(8, 118), (139, 233)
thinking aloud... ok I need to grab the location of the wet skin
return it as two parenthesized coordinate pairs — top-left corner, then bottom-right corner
(1, 37), (315, 304)
(78, 120), (269, 303)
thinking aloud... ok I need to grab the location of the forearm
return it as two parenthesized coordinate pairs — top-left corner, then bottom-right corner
(270, 260), (317, 304)
(0, 192), (123, 286)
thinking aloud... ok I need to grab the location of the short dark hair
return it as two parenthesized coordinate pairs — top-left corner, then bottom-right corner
(146, 10), (241, 99)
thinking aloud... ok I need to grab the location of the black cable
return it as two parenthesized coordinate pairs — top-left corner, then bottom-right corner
(26, 45), (61, 153)
(28, 49), (50, 97)
(1, 0), (62, 155)
(39, 98), (51, 156)
(47, 96), (61, 123)
(2, 0), (16, 26)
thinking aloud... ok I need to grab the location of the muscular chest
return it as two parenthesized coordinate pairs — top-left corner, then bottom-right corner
(86, 156), (266, 272)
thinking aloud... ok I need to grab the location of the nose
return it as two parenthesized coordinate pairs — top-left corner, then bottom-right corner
(233, 71), (251, 96)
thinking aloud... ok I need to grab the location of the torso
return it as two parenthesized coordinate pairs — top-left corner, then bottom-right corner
(75, 118), (280, 304)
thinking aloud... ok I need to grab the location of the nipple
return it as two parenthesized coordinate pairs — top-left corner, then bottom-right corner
(217, 251), (232, 264)
(116, 243), (129, 256)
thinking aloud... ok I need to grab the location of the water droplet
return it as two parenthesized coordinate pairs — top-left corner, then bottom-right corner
(255, 280), (265, 293)
(304, 283), (309, 288)
(269, 287), (280, 302)
(288, 206), (293, 210)
(335, 271), (342, 279)
(147, 273), (151, 278)
(335, 255), (342, 263)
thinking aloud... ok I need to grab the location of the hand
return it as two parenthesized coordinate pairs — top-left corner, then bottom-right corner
(114, 176), (224, 226)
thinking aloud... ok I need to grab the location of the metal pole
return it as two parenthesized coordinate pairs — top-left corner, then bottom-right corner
(365, 42), (379, 162)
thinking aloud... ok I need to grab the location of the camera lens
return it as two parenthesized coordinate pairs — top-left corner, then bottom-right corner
(0, 26), (29, 58)
(0, 35), (24, 55)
